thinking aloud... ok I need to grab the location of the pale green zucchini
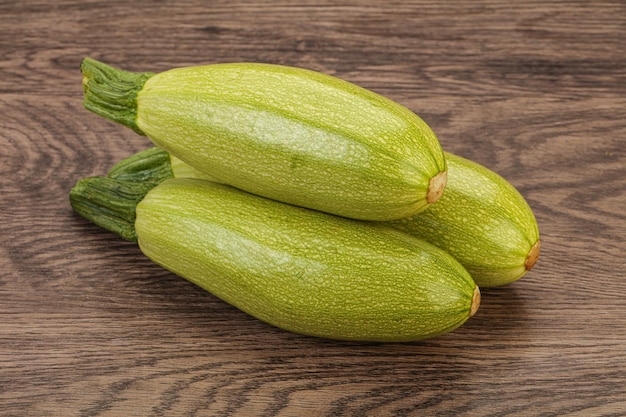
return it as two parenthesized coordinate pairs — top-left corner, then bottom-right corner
(389, 153), (540, 287)
(81, 58), (447, 221)
(70, 177), (479, 342)
(110, 147), (540, 287)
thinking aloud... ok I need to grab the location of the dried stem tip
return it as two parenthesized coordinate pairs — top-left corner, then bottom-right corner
(525, 240), (541, 271)
(470, 286), (481, 318)
(427, 170), (447, 204)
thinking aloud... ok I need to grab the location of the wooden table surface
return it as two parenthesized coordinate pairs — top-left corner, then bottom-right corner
(2, 1), (625, 416)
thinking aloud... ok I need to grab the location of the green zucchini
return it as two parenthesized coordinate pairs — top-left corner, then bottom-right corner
(81, 58), (447, 221)
(389, 153), (540, 287)
(110, 147), (540, 287)
(70, 176), (479, 342)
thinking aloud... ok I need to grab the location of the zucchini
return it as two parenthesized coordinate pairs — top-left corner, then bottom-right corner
(111, 147), (540, 287)
(70, 176), (479, 342)
(81, 58), (447, 221)
(389, 153), (540, 287)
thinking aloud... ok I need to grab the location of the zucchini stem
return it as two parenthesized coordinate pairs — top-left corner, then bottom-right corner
(107, 147), (174, 183)
(69, 176), (157, 242)
(80, 57), (154, 134)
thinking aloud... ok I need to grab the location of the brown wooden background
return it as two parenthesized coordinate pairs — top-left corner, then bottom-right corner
(2, 1), (625, 416)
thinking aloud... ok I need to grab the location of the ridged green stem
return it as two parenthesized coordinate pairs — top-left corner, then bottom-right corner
(69, 176), (157, 242)
(107, 147), (174, 183)
(80, 57), (154, 134)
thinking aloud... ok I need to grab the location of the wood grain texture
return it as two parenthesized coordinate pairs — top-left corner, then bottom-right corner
(1, 1), (625, 416)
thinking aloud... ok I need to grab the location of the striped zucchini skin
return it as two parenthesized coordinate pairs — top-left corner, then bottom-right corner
(389, 153), (540, 287)
(135, 178), (478, 342)
(133, 62), (446, 221)
(111, 147), (540, 287)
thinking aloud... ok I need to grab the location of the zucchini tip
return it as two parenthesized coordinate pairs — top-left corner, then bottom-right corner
(427, 170), (447, 204)
(525, 240), (541, 271)
(470, 286), (481, 318)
